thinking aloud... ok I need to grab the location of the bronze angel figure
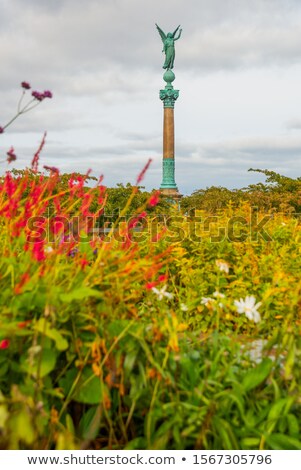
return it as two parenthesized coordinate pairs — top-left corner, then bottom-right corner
(156, 24), (182, 70)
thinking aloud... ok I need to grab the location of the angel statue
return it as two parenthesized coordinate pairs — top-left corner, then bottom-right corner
(156, 24), (182, 70)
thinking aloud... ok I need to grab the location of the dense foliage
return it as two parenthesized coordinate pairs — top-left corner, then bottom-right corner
(181, 169), (301, 214)
(0, 164), (301, 450)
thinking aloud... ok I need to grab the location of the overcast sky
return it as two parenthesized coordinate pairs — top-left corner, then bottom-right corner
(1, 0), (301, 194)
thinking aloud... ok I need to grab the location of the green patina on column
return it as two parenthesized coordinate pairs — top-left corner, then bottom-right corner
(156, 24), (182, 197)
(160, 70), (179, 189)
(160, 159), (177, 188)
(160, 70), (179, 109)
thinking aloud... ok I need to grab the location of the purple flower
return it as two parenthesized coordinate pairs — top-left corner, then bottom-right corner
(32, 91), (44, 101)
(43, 165), (59, 173)
(0, 126), (4, 134)
(7, 146), (17, 163)
(68, 248), (78, 257)
(43, 90), (53, 99)
(21, 81), (31, 90)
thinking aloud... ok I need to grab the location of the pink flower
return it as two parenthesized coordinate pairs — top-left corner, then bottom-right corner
(31, 132), (47, 172)
(43, 165), (59, 173)
(21, 81), (31, 90)
(0, 339), (10, 349)
(136, 159), (152, 185)
(42, 90), (53, 99)
(0, 126), (4, 134)
(7, 146), (17, 163)
(32, 91), (44, 101)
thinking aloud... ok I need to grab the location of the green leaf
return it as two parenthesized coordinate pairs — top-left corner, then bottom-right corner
(266, 397), (294, 434)
(0, 407), (8, 430)
(65, 414), (75, 435)
(13, 409), (35, 445)
(34, 318), (68, 351)
(79, 405), (102, 440)
(265, 433), (301, 450)
(242, 358), (273, 392)
(60, 368), (103, 405)
(60, 287), (103, 302)
(287, 413), (300, 437)
(125, 437), (147, 450)
(21, 348), (57, 378)
(240, 437), (260, 449)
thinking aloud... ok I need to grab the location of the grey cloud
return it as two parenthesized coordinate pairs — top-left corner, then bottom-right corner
(286, 118), (301, 130)
(1, 0), (301, 194)
(1, 0), (301, 97)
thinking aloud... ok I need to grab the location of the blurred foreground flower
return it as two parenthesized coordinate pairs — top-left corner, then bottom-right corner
(216, 259), (229, 274)
(201, 292), (225, 309)
(234, 295), (262, 323)
(152, 285), (174, 300)
(6, 146), (17, 163)
(201, 296), (214, 307)
(0, 81), (53, 137)
(148, 190), (160, 207)
(21, 81), (31, 89)
(0, 339), (10, 349)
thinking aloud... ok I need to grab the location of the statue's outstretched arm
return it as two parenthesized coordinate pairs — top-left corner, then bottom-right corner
(174, 29), (182, 41)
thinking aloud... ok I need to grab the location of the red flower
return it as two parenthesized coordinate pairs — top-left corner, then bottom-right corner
(149, 191), (160, 207)
(14, 272), (30, 295)
(136, 159), (152, 185)
(145, 274), (168, 290)
(80, 256), (89, 269)
(33, 242), (45, 261)
(21, 81), (31, 90)
(0, 126), (4, 134)
(18, 320), (31, 329)
(0, 339), (10, 349)
(146, 281), (157, 289)
(128, 211), (147, 229)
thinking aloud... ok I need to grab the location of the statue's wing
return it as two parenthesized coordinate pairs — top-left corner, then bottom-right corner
(155, 23), (166, 43)
(172, 25), (181, 37)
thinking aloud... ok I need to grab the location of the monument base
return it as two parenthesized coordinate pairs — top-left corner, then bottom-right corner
(160, 187), (182, 202)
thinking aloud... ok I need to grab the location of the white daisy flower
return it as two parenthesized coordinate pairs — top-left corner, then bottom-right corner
(213, 291), (225, 299)
(234, 295), (262, 323)
(152, 285), (174, 301)
(213, 291), (226, 308)
(180, 303), (188, 311)
(216, 260), (230, 274)
(201, 297), (214, 307)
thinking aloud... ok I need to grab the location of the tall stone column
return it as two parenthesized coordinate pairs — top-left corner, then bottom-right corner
(160, 70), (181, 199)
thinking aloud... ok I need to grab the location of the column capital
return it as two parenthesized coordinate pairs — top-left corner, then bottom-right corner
(160, 85), (179, 108)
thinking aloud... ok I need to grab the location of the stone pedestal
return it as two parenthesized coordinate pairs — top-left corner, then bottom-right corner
(159, 70), (182, 200)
